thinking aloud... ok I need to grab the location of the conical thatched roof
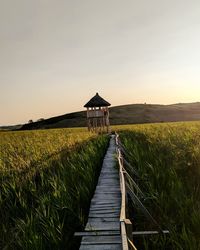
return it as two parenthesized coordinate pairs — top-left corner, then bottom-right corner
(84, 93), (111, 108)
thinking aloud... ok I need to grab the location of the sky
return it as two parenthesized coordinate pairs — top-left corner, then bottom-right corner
(1, 0), (200, 125)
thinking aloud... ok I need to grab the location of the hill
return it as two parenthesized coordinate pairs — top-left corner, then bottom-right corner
(20, 102), (200, 130)
(0, 125), (22, 131)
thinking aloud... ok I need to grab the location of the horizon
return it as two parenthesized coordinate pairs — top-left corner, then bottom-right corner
(2, 100), (200, 126)
(1, 1), (200, 125)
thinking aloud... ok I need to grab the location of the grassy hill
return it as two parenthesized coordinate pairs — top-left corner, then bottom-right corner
(0, 125), (22, 131)
(20, 102), (200, 130)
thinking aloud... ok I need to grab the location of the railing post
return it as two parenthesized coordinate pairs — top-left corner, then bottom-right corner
(125, 219), (133, 242)
(116, 132), (138, 250)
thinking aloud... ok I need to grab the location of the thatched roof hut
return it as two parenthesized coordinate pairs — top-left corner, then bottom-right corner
(84, 93), (111, 108)
(84, 93), (111, 133)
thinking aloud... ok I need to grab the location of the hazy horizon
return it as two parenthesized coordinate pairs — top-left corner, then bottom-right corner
(2, 100), (200, 126)
(1, 0), (200, 125)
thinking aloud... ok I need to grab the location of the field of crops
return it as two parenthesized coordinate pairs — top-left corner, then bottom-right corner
(1, 122), (200, 250)
(116, 122), (200, 250)
(0, 128), (109, 249)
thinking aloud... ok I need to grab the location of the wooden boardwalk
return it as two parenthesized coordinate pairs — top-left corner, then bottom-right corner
(79, 135), (122, 250)
(78, 133), (169, 249)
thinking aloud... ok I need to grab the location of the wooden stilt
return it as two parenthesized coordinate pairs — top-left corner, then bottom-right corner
(84, 93), (111, 133)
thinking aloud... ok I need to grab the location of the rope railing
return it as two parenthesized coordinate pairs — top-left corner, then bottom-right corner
(115, 133), (137, 250)
(115, 132), (170, 250)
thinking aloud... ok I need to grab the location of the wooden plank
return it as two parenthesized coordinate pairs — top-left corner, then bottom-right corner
(91, 198), (121, 203)
(81, 235), (121, 244)
(89, 208), (120, 212)
(80, 244), (121, 250)
(89, 213), (120, 217)
(85, 221), (120, 231)
(132, 230), (170, 236)
(75, 231), (120, 237)
(89, 205), (120, 210)
(94, 190), (120, 194)
(87, 217), (119, 223)
(93, 192), (121, 196)
(92, 193), (121, 197)
(89, 214), (119, 218)
(92, 195), (121, 200)
(89, 213), (120, 218)
(90, 201), (120, 206)
(89, 209), (120, 213)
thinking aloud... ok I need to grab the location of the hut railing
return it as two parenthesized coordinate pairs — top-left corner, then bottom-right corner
(87, 110), (104, 118)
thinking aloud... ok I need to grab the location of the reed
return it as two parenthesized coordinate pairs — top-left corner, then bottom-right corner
(0, 128), (109, 249)
(115, 122), (200, 249)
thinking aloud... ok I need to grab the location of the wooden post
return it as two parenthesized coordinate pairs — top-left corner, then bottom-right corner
(87, 108), (90, 131)
(125, 219), (133, 242)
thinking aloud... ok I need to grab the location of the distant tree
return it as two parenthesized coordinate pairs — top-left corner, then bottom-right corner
(28, 119), (33, 123)
(37, 118), (45, 122)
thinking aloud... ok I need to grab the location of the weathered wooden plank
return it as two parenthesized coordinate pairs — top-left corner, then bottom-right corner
(87, 217), (119, 223)
(85, 221), (120, 231)
(80, 244), (121, 250)
(97, 177), (119, 180)
(89, 207), (120, 212)
(89, 214), (119, 218)
(89, 208), (120, 213)
(90, 208), (120, 212)
(97, 175), (118, 178)
(92, 192), (120, 195)
(93, 192), (121, 196)
(89, 205), (120, 209)
(75, 231), (120, 237)
(91, 199), (121, 203)
(132, 230), (170, 236)
(95, 186), (120, 189)
(81, 235), (121, 244)
(90, 201), (120, 206)
(92, 193), (121, 197)
(92, 196), (121, 200)
(96, 182), (119, 186)
(89, 213), (120, 217)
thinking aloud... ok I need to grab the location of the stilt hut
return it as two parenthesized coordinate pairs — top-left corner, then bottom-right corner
(84, 93), (111, 133)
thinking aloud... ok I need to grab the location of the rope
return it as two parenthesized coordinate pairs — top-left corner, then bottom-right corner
(123, 168), (145, 198)
(123, 158), (140, 179)
(127, 183), (163, 233)
(115, 132), (166, 234)
(128, 238), (138, 250)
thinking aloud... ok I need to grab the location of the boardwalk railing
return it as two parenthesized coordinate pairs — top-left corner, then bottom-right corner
(115, 133), (138, 250)
(76, 133), (169, 249)
(115, 132), (170, 250)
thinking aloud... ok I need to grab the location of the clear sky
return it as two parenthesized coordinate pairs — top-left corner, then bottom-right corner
(1, 0), (200, 125)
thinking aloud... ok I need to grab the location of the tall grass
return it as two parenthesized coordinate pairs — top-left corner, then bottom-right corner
(0, 128), (94, 172)
(0, 128), (109, 249)
(116, 122), (200, 250)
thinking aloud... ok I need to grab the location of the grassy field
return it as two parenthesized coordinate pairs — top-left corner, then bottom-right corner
(115, 122), (200, 250)
(0, 128), (109, 249)
(1, 122), (200, 250)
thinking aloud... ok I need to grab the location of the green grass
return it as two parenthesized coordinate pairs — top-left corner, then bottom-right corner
(114, 122), (200, 250)
(0, 128), (109, 249)
(2, 122), (200, 249)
